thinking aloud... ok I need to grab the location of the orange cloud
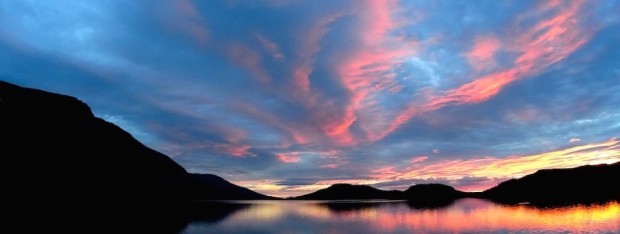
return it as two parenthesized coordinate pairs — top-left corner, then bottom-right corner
(370, 166), (399, 179)
(393, 138), (620, 191)
(465, 35), (501, 71)
(409, 156), (428, 164)
(258, 138), (619, 197)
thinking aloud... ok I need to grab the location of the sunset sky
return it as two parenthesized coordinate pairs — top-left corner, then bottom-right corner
(1, 0), (619, 197)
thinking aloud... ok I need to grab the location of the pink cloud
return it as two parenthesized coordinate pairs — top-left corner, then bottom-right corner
(324, 0), (416, 145)
(570, 138), (582, 143)
(375, 0), (591, 141)
(465, 35), (501, 71)
(361, 0), (397, 45)
(227, 43), (271, 83)
(388, 84), (404, 94)
(276, 152), (300, 163)
(370, 166), (399, 179)
(232, 101), (310, 145)
(210, 144), (255, 157)
(292, 66), (312, 93)
(409, 156), (428, 164)
(256, 33), (285, 60)
(171, 0), (209, 46)
(320, 163), (338, 169)
(218, 126), (248, 144)
(316, 149), (348, 169)
(394, 138), (620, 191)
(318, 149), (342, 157)
(291, 13), (343, 103)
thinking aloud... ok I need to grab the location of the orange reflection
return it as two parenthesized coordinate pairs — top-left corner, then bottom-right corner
(371, 199), (620, 232)
(201, 200), (620, 233)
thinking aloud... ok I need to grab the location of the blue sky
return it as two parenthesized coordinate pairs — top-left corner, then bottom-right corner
(1, 0), (619, 197)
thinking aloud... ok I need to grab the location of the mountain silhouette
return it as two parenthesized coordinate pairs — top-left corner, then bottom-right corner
(482, 162), (620, 205)
(3, 80), (618, 230)
(292, 184), (403, 200)
(404, 184), (465, 207)
(0, 80), (274, 230)
(1, 80), (193, 230)
(190, 174), (278, 200)
(290, 163), (619, 205)
(1, 81), (190, 206)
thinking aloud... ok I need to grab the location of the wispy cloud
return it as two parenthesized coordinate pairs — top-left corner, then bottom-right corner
(465, 35), (501, 71)
(1, 0), (618, 197)
(256, 33), (285, 61)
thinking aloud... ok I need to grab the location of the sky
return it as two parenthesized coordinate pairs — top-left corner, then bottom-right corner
(1, 0), (619, 197)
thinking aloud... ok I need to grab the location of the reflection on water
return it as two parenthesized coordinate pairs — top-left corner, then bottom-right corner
(182, 199), (620, 234)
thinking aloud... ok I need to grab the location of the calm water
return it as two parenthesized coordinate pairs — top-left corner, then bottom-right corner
(182, 199), (620, 234)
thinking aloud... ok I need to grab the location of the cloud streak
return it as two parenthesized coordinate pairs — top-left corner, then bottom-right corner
(377, 0), (592, 140)
(1, 0), (618, 197)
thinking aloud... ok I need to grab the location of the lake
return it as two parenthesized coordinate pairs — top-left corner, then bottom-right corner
(181, 199), (620, 233)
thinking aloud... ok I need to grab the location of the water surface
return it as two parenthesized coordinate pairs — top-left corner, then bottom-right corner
(182, 199), (620, 233)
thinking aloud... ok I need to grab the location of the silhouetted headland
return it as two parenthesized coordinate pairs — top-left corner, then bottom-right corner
(482, 162), (620, 205)
(1, 80), (273, 231)
(2, 80), (619, 230)
(292, 184), (403, 200)
(190, 173), (278, 200)
(404, 184), (466, 207)
(289, 163), (619, 205)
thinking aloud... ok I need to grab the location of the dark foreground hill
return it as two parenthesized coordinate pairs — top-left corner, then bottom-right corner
(190, 173), (278, 200)
(482, 162), (620, 205)
(0, 80), (274, 231)
(1, 81), (191, 206)
(3, 80), (619, 229)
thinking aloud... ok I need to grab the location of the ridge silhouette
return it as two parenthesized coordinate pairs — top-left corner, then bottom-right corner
(482, 162), (620, 205)
(0, 80), (272, 231)
(190, 173), (279, 200)
(2, 80), (618, 231)
(293, 184), (403, 200)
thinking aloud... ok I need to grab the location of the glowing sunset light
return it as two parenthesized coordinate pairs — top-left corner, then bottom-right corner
(1, 0), (618, 198)
(195, 200), (620, 233)
(369, 200), (620, 232)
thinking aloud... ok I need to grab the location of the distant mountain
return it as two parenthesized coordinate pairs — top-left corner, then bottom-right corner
(482, 162), (620, 205)
(291, 162), (620, 205)
(404, 184), (465, 207)
(292, 184), (403, 200)
(190, 174), (277, 200)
